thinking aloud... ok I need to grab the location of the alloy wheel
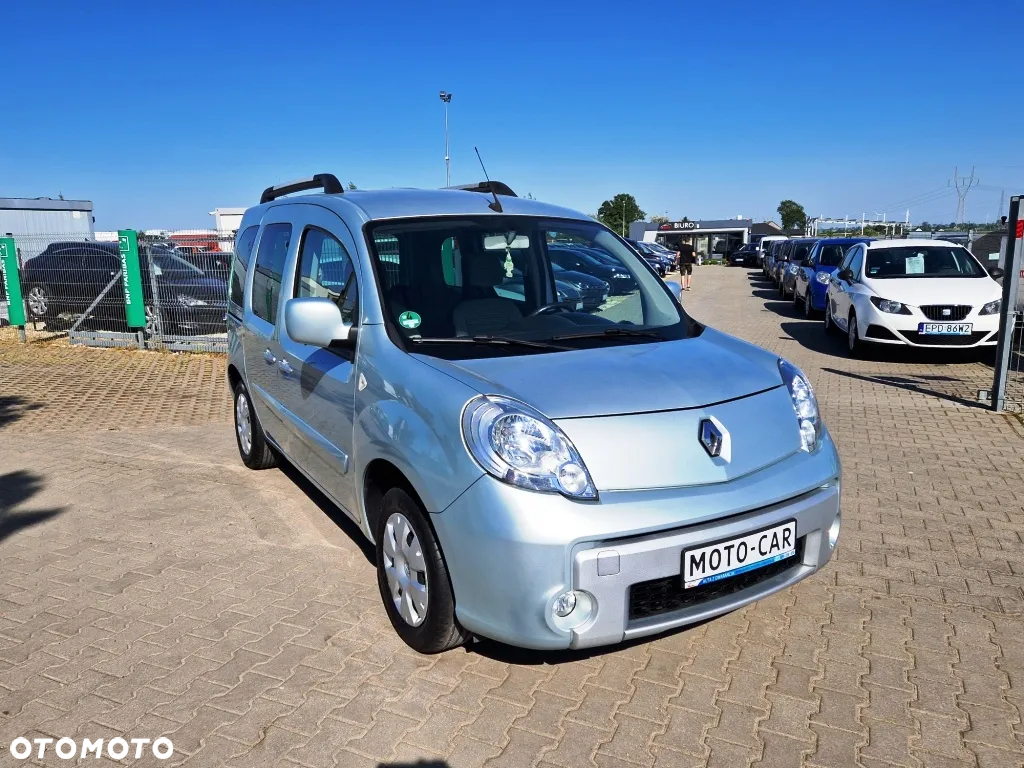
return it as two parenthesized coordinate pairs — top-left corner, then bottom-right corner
(144, 306), (159, 336)
(804, 291), (812, 318)
(26, 286), (48, 317)
(235, 391), (253, 456)
(848, 315), (858, 353)
(382, 512), (429, 627)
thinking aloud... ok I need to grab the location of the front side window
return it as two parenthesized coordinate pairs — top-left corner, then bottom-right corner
(865, 245), (987, 279)
(791, 242), (813, 263)
(296, 228), (358, 324)
(367, 216), (688, 359)
(848, 247), (864, 280)
(251, 223), (292, 323)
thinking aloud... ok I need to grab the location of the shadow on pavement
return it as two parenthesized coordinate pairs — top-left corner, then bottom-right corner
(779, 321), (850, 357)
(0, 395), (44, 429)
(276, 458), (375, 564)
(821, 367), (990, 410)
(378, 762), (450, 768)
(0, 470), (65, 544)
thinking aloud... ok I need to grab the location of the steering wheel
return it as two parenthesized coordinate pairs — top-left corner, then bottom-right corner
(526, 301), (577, 318)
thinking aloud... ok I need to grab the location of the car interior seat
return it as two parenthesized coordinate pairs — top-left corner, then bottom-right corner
(452, 252), (523, 337)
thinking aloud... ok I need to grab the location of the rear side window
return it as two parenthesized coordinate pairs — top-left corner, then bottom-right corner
(229, 225), (259, 310)
(817, 244), (846, 268)
(251, 223), (292, 323)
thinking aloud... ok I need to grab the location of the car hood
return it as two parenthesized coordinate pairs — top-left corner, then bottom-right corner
(864, 277), (1001, 307)
(157, 275), (228, 303)
(557, 270), (609, 289)
(415, 327), (784, 419)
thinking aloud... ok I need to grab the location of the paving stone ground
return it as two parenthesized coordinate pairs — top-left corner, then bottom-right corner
(1, 265), (1022, 768)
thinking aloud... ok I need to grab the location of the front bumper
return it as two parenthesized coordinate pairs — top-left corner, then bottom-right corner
(856, 301), (999, 348)
(432, 431), (841, 650)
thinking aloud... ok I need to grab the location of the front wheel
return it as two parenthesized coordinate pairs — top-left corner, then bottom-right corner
(25, 284), (53, 322)
(824, 301), (839, 335)
(804, 290), (815, 318)
(376, 488), (468, 654)
(847, 312), (863, 357)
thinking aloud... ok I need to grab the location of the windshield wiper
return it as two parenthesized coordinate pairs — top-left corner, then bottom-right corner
(550, 327), (666, 341)
(409, 335), (572, 351)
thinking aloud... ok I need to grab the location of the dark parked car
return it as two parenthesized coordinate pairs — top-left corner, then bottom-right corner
(551, 263), (610, 310)
(21, 241), (228, 335)
(726, 243), (759, 267)
(626, 239), (670, 276)
(549, 245), (636, 294)
(779, 239), (818, 297)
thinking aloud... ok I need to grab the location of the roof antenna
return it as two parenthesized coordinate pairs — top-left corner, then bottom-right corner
(474, 146), (503, 213)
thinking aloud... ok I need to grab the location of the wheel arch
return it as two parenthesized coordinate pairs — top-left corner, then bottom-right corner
(362, 458), (431, 544)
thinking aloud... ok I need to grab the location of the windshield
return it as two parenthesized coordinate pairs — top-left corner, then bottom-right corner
(150, 248), (204, 277)
(816, 244), (848, 268)
(367, 216), (689, 359)
(865, 245), (987, 279)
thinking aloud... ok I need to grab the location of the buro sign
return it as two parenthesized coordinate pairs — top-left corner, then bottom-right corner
(660, 221), (699, 230)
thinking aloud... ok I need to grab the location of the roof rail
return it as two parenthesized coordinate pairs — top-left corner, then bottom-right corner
(444, 181), (517, 198)
(261, 174), (343, 204)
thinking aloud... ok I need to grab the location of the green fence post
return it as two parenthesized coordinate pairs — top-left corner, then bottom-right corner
(117, 230), (147, 346)
(0, 237), (27, 342)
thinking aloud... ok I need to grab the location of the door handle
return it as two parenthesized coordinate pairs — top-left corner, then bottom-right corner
(278, 359), (293, 376)
(263, 348), (276, 365)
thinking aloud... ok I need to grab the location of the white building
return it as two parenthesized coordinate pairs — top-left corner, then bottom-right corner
(210, 207), (245, 233)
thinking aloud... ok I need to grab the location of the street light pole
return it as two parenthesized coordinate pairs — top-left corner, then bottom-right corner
(439, 91), (452, 187)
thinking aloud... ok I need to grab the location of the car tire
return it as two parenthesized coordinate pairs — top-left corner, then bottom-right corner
(233, 382), (278, 470)
(804, 290), (815, 318)
(824, 302), (839, 335)
(847, 311), (863, 357)
(24, 284), (53, 322)
(793, 287), (803, 307)
(375, 487), (469, 654)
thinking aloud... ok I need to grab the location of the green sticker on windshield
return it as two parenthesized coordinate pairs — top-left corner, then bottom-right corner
(398, 311), (421, 330)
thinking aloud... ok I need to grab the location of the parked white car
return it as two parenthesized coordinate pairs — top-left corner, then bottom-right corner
(824, 239), (1004, 356)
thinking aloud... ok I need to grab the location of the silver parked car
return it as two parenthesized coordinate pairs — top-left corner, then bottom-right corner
(228, 174), (842, 653)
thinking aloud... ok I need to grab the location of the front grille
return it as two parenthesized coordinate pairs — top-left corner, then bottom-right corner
(920, 304), (971, 321)
(627, 539), (805, 622)
(900, 331), (990, 346)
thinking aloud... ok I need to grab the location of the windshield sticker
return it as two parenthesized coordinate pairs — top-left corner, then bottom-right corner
(905, 254), (925, 274)
(398, 310), (421, 330)
(503, 253), (515, 278)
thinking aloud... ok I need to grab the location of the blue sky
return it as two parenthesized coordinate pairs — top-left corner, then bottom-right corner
(3, 0), (1021, 230)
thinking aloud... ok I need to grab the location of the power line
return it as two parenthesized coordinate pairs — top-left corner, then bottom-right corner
(951, 166), (979, 225)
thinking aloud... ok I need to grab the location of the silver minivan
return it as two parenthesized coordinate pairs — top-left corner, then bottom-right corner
(228, 175), (841, 653)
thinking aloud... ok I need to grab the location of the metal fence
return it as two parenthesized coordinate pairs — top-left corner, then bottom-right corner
(0, 230), (233, 353)
(991, 196), (1024, 414)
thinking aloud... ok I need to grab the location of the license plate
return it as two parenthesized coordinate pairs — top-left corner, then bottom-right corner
(918, 323), (972, 335)
(575, 301), (583, 311)
(682, 520), (797, 589)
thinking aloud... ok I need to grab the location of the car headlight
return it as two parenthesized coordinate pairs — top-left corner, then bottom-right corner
(177, 294), (208, 307)
(788, 265), (798, 275)
(778, 359), (821, 453)
(869, 296), (910, 315)
(979, 298), (1001, 315)
(816, 271), (832, 284)
(462, 395), (598, 500)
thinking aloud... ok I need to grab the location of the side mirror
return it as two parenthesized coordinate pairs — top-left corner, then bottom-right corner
(664, 279), (682, 301)
(838, 268), (853, 283)
(989, 267), (1005, 279)
(284, 297), (355, 347)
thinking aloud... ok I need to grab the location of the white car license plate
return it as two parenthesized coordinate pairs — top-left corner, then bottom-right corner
(918, 323), (972, 335)
(575, 301), (584, 311)
(682, 520), (797, 589)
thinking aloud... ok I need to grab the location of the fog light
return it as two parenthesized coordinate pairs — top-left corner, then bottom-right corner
(828, 513), (841, 549)
(552, 590), (577, 618)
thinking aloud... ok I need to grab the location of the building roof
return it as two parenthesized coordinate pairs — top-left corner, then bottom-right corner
(751, 222), (783, 236)
(0, 197), (93, 212)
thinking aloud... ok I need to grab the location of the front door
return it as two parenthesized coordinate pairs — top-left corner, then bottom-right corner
(242, 214), (295, 451)
(276, 204), (362, 517)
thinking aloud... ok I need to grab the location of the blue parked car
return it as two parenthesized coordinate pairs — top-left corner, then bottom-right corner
(792, 238), (872, 317)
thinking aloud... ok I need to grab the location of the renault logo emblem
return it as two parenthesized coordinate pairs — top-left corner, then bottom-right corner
(699, 418), (724, 458)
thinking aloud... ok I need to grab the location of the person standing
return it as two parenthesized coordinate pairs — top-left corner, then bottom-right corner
(677, 238), (696, 291)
